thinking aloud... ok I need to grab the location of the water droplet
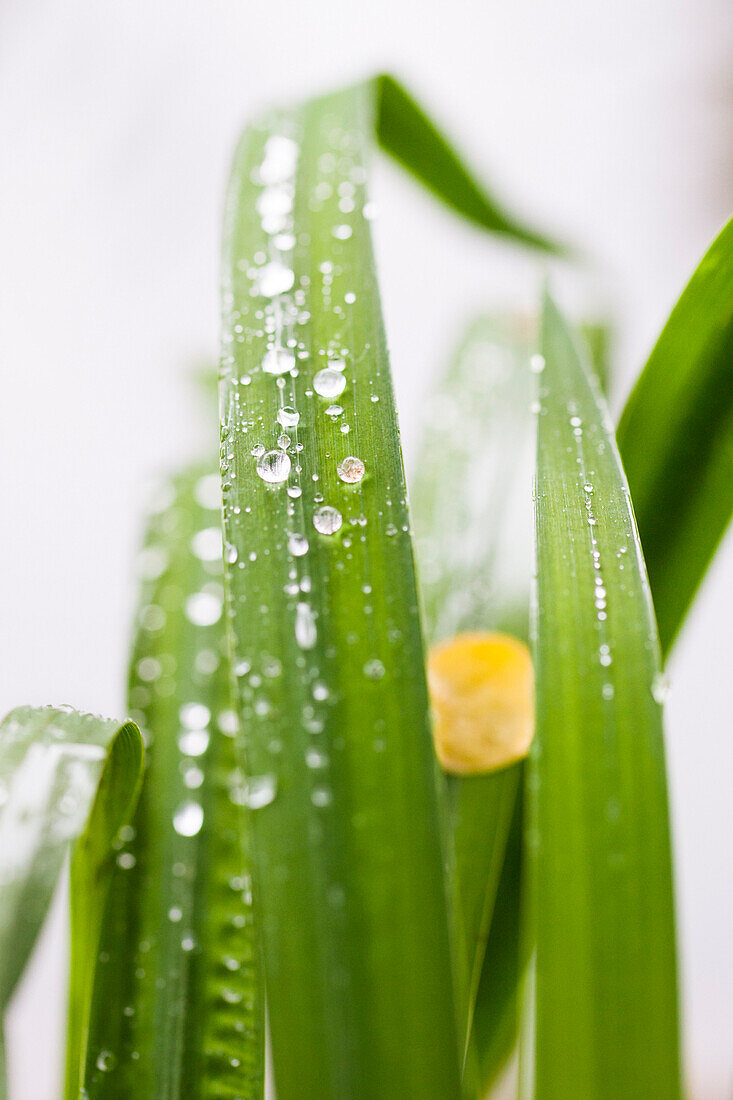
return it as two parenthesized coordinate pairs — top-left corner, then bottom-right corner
(256, 450), (291, 484)
(96, 1050), (117, 1073)
(180, 702), (210, 730)
(337, 456), (365, 484)
(191, 527), (223, 562)
(295, 602), (317, 649)
(311, 786), (332, 806)
(168, 906), (183, 922)
(288, 533), (309, 557)
(363, 658), (385, 680)
(181, 935), (196, 952)
(651, 672), (670, 705)
(263, 347), (295, 375)
(243, 774), (277, 809)
(287, 485), (302, 498)
(173, 801), (204, 837)
(185, 592), (222, 626)
(259, 135), (298, 184)
(256, 262), (294, 297)
(178, 730), (210, 757)
(313, 368), (346, 399)
(117, 852), (136, 870)
(278, 406), (300, 428)
(332, 224), (352, 240)
(313, 506), (342, 535)
(530, 354), (546, 373)
(325, 404), (343, 417)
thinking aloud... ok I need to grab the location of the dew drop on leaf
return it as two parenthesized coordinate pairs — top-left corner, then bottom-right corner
(256, 450), (291, 484)
(313, 506), (343, 535)
(313, 368), (346, 399)
(337, 456), (365, 483)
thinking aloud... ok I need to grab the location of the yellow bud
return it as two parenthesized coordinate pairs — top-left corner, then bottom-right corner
(427, 631), (534, 775)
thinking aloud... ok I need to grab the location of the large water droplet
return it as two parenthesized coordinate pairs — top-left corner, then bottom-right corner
(337, 456), (365, 484)
(180, 702), (210, 729)
(243, 774), (277, 809)
(191, 527), (223, 562)
(96, 1050), (117, 1073)
(313, 506), (342, 535)
(257, 262), (294, 297)
(313, 368), (346, 399)
(278, 406), (300, 428)
(173, 801), (204, 837)
(288, 533), (309, 556)
(295, 602), (317, 649)
(257, 450), (291, 484)
(178, 730), (210, 757)
(185, 592), (222, 626)
(262, 347), (295, 375)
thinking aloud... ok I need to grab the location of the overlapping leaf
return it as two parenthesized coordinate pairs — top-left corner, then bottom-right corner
(0, 706), (142, 1097)
(81, 469), (264, 1098)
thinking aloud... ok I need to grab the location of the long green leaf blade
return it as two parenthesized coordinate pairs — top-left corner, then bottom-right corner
(375, 76), (561, 254)
(221, 85), (462, 1099)
(525, 293), (680, 1098)
(81, 468), (264, 1097)
(411, 316), (534, 1074)
(618, 216), (733, 653)
(0, 706), (142, 1095)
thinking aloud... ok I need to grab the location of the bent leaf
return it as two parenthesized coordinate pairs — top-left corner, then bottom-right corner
(81, 468), (264, 1098)
(0, 706), (142, 1094)
(375, 75), (561, 254)
(524, 292), (680, 1097)
(618, 216), (733, 654)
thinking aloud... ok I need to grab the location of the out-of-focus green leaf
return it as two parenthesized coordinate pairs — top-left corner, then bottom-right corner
(0, 706), (142, 1098)
(411, 315), (534, 1074)
(220, 84), (463, 1099)
(375, 76), (561, 254)
(80, 468), (264, 1098)
(618, 216), (733, 654)
(524, 292), (680, 1098)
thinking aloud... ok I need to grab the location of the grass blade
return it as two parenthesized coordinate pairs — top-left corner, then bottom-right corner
(81, 467), (264, 1097)
(0, 706), (142, 1095)
(411, 316), (534, 1069)
(525, 292), (680, 1097)
(618, 216), (733, 654)
(375, 76), (561, 254)
(221, 85), (463, 1099)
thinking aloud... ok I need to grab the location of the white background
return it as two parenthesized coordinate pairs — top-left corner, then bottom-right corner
(0, 0), (731, 1096)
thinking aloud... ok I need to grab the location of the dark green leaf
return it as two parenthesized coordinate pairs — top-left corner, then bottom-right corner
(618, 216), (733, 654)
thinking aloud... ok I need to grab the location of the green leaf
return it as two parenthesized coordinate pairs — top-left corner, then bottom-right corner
(221, 83), (464, 1099)
(0, 706), (142, 1095)
(375, 76), (561, 254)
(617, 216), (733, 654)
(410, 315), (534, 1069)
(81, 467), (264, 1098)
(524, 292), (680, 1097)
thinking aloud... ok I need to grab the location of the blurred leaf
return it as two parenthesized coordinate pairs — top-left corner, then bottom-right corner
(0, 706), (142, 1097)
(411, 315), (534, 1075)
(524, 292), (680, 1097)
(618, 216), (733, 654)
(220, 84), (463, 1098)
(81, 468), (264, 1098)
(375, 76), (561, 254)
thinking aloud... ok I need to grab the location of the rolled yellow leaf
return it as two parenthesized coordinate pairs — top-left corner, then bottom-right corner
(427, 631), (534, 775)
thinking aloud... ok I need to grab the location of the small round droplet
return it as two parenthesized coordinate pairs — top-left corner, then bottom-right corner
(257, 450), (291, 484)
(288, 533), (309, 557)
(185, 592), (222, 626)
(313, 368), (346, 399)
(173, 801), (204, 837)
(530, 354), (546, 373)
(337, 456), (365, 484)
(263, 347), (295, 375)
(96, 1050), (117, 1073)
(191, 527), (223, 562)
(278, 406), (300, 428)
(295, 602), (317, 649)
(651, 672), (670, 705)
(180, 702), (210, 729)
(313, 506), (343, 535)
(363, 658), (385, 681)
